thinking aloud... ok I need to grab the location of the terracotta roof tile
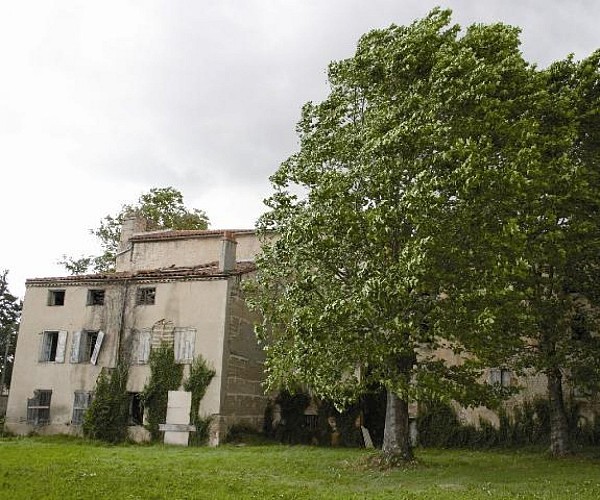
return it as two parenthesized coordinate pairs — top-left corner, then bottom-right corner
(26, 261), (256, 287)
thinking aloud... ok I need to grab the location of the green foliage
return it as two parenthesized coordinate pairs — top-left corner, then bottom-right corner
(83, 363), (130, 443)
(417, 398), (600, 449)
(248, 7), (600, 457)
(142, 345), (184, 441)
(0, 270), (21, 390)
(59, 187), (209, 274)
(183, 355), (215, 446)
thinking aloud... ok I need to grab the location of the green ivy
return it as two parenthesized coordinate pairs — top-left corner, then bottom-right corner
(83, 363), (129, 443)
(142, 345), (183, 441)
(183, 356), (215, 446)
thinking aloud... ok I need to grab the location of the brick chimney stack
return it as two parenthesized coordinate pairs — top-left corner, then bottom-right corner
(219, 231), (237, 272)
(119, 214), (149, 251)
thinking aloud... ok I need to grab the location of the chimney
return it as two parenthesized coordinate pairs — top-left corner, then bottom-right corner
(219, 231), (237, 272)
(119, 214), (149, 251)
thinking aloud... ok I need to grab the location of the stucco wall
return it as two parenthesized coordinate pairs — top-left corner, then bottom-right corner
(5, 277), (231, 437)
(116, 232), (261, 272)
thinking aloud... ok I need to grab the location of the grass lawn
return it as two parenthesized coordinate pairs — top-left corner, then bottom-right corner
(0, 437), (599, 499)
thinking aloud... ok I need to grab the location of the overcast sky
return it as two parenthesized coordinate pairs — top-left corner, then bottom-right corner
(1, 1), (598, 297)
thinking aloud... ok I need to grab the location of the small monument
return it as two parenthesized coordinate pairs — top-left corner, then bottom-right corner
(159, 390), (196, 446)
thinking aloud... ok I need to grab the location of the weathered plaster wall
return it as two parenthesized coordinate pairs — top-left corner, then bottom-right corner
(5, 284), (123, 435)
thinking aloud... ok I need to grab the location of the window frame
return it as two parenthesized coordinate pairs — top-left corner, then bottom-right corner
(86, 289), (105, 306)
(70, 330), (105, 364)
(71, 391), (93, 425)
(136, 287), (156, 306)
(39, 330), (67, 363)
(47, 289), (66, 306)
(27, 389), (52, 425)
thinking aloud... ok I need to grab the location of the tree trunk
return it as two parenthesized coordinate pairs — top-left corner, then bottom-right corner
(547, 367), (571, 457)
(382, 389), (413, 461)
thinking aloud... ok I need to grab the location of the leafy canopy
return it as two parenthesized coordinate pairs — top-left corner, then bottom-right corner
(250, 8), (600, 457)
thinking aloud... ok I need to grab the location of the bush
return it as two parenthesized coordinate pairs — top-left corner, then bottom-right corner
(83, 363), (129, 443)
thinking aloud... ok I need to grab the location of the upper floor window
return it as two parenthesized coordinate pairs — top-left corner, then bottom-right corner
(47, 289), (65, 306)
(39, 330), (67, 363)
(488, 368), (512, 387)
(87, 289), (105, 306)
(136, 287), (156, 306)
(70, 330), (105, 364)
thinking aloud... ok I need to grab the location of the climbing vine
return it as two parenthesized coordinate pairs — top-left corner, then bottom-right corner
(183, 355), (215, 445)
(142, 345), (184, 441)
(83, 362), (129, 443)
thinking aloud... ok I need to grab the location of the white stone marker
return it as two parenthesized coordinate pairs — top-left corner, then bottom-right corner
(159, 390), (195, 446)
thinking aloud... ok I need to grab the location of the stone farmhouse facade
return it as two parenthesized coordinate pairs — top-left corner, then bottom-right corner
(5, 219), (267, 445)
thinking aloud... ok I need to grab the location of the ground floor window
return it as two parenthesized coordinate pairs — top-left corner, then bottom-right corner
(27, 390), (52, 425)
(128, 392), (144, 425)
(71, 391), (93, 425)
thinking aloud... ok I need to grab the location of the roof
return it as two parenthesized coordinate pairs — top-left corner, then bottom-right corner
(129, 228), (256, 243)
(26, 261), (257, 287)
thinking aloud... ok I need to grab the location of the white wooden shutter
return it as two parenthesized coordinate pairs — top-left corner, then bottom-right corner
(39, 332), (49, 362)
(70, 330), (82, 363)
(139, 330), (151, 364)
(175, 328), (195, 364)
(90, 331), (105, 365)
(55, 331), (67, 363)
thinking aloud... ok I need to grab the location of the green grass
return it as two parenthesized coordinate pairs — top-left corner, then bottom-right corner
(0, 437), (599, 499)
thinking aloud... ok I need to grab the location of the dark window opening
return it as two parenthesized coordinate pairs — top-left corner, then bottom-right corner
(41, 331), (59, 362)
(129, 393), (144, 425)
(48, 290), (65, 306)
(83, 331), (99, 361)
(87, 289), (105, 306)
(136, 287), (156, 306)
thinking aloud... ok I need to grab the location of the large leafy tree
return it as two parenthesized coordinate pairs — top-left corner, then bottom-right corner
(0, 270), (21, 391)
(249, 9), (600, 460)
(60, 187), (209, 274)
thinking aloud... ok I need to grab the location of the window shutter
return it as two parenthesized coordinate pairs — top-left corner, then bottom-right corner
(175, 328), (195, 364)
(70, 331), (82, 363)
(184, 329), (195, 363)
(39, 332), (49, 362)
(55, 331), (68, 363)
(90, 331), (105, 365)
(139, 330), (151, 364)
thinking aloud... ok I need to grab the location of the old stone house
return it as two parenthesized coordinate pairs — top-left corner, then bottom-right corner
(5, 220), (267, 445)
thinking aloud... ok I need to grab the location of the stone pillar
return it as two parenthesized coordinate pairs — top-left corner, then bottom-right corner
(160, 390), (195, 446)
(219, 231), (237, 272)
(119, 215), (148, 251)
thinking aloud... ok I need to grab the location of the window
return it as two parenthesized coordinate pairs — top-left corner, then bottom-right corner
(70, 330), (105, 364)
(87, 289), (105, 306)
(131, 329), (151, 365)
(136, 287), (156, 305)
(488, 368), (512, 387)
(71, 391), (93, 425)
(39, 331), (67, 363)
(128, 393), (144, 425)
(47, 289), (65, 306)
(27, 390), (52, 425)
(174, 328), (196, 364)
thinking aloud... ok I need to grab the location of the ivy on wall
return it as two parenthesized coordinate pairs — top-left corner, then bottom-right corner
(142, 345), (184, 441)
(184, 355), (215, 446)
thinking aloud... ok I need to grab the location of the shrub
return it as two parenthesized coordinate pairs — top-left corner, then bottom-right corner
(83, 363), (129, 443)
